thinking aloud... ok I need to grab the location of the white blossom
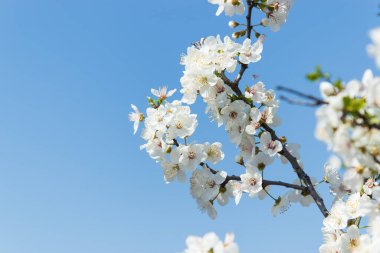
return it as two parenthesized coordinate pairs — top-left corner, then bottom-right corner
(179, 144), (208, 171)
(266, 0), (294, 32)
(272, 194), (290, 217)
(240, 167), (263, 197)
(209, 0), (245, 17)
(260, 131), (283, 156)
(238, 37), (264, 65)
(183, 232), (239, 253)
(128, 104), (143, 134)
(151, 86), (176, 100)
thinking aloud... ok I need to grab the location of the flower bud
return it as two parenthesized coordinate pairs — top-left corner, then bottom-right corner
(231, 0), (240, 6)
(258, 163), (266, 171)
(279, 136), (287, 143)
(235, 155), (244, 165)
(228, 20), (239, 28)
(232, 32), (240, 39)
(261, 18), (269, 27)
(320, 81), (336, 98)
(371, 146), (379, 156)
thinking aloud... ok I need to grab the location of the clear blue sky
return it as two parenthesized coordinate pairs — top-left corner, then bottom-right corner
(0, 1), (378, 253)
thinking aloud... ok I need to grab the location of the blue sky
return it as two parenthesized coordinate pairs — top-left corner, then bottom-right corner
(0, 0), (378, 253)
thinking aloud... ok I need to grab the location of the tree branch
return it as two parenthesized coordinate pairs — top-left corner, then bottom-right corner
(205, 0), (330, 217)
(201, 162), (307, 192)
(277, 86), (380, 130)
(261, 123), (329, 217)
(277, 85), (327, 106)
(279, 95), (325, 107)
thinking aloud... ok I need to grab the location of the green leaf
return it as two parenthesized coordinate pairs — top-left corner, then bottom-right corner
(343, 97), (366, 113)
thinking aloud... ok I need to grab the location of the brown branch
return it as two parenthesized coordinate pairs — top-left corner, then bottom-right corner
(218, 68), (330, 216)
(353, 113), (380, 130)
(261, 123), (329, 217)
(218, 57), (330, 216)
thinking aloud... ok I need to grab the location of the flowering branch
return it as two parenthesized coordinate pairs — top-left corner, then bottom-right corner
(128, 1), (380, 252)
(216, 4), (330, 215)
(262, 123), (330, 216)
(201, 162), (307, 191)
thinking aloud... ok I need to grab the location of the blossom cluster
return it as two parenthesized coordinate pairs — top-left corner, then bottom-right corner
(316, 70), (380, 193)
(129, 0), (314, 221)
(128, 0), (360, 252)
(209, 0), (293, 32)
(319, 187), (380, 252)
(180, 34), (264, 106)
(183, 232), (239, 253)
(315, 46), (380, 251)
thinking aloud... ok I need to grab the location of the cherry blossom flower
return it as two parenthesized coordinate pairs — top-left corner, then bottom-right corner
(190, 166), (227, 202)
(272, 194), (290, 217)
(240, 168), (263, 197)
(151, 86), (176, 100)
(183, 232), (239, 253)
(179, 144), (208, 171)
(128, 104), (143, 134)
(266, 0), (294, 32)
(260, 131), (283, 156)
(209, 0), (245, 17)
(204, 142), (225, 164)
(238, 37), (264, 65)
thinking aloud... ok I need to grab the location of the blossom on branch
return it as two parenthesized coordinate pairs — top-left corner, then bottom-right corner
(209, 0), (245, 17)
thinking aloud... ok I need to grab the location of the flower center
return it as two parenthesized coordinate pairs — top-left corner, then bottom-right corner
(199, 76), (208, 85)
(229, 111), (238, 119)
(216, 85), (225, 94)
(175, 121), (184, 129)
(249, 178), (257, 186)
(188, 151), (196, 160)
(268, 141), (277, 150)
(349, 238), (358, 248)
(206, 180), (216, 188)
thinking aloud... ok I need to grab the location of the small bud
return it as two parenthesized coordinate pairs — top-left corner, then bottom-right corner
(371, 146), (379, 156)
(279, 136), (287, 143)
(261, 18), (269, 27)
(228, 20), (240, 28)
(232, 32), (240, 39)
(320, 82), (336, 97)
(255, 32), (261, 38)
(231, 0), (240, 6)
(356, 165), (364, 174)
(239, 30), (246, 37)
(255, 146), (260, 155)
(258, 163), (266, 171)
(235, 155), (244, 165)
(166, 146), (172, 153)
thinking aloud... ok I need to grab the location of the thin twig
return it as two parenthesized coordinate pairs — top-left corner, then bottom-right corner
(279, 96), (325, 107)
(277, 85), (327, 105)
(200, 163), (307, 191)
